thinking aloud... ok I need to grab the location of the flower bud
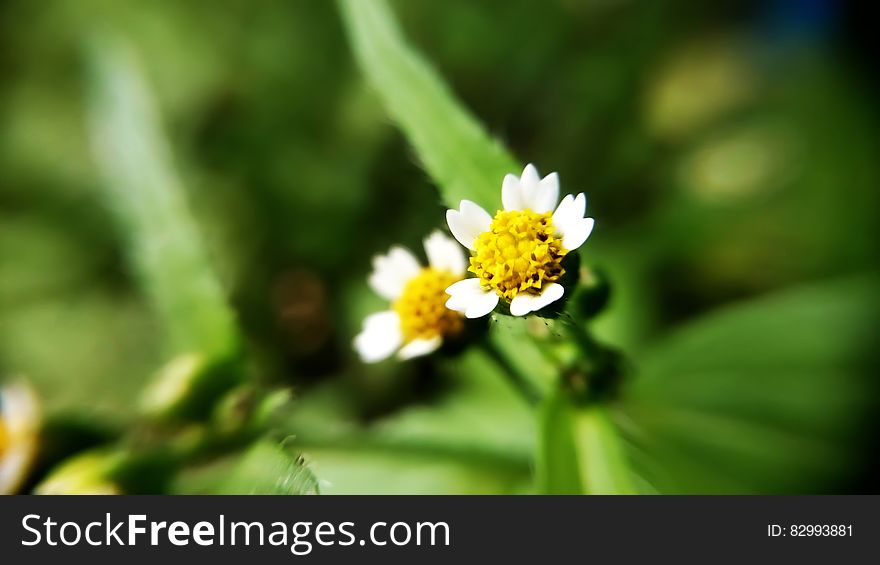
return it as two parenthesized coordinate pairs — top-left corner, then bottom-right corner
(34, 451), (121, 495)
(140, 353), (241, 421)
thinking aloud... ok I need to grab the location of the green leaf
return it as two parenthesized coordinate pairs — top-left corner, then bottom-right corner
(283, 348), (534, 494)
(298, 446), (528, 495)
(572, 406), (637, 494)
(338, 0), (519, 211)
(620, 275), (880, 493)
(536, 391), (583, 494)
(85, 36), (241, 363)
(219, 440), (320, 495)
(0, 292), (159, 421)
(537, 393), (637, 494)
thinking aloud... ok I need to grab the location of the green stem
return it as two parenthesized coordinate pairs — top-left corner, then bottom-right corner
(563, 316), (604, 359)
(478, 339), (543, 407)
(529, 330), (565, 367)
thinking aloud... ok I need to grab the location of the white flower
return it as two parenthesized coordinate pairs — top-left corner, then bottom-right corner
(445, 164), (594, 318)
(354, 231), (468, 363)
(0, 381), (41, 494)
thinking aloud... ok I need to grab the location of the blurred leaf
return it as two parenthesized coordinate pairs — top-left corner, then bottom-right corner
(573, 406), (637, 494)
(537, 393), (637, 494)
(34, 450), (124, 495)
(85, 35), (241, 363)
(0, 217), (99, 300)
(219, 440), (319, 495)
(284, 348), (533, 494)
(536, 391), (582, 494)
(0, 291), (159, 421)
(620, 275), (880, 493)
(338, 0), (519, 211)
(302, 446), (528, 495)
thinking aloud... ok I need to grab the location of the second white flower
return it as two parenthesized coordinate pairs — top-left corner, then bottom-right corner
(445, 164), (595, 318)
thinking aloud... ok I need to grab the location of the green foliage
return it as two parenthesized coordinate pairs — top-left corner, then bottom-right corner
(85, 35), (241, 364)
(219, 440), (319, 495)
(538, 394), (636, 494)
(282, 349), (533, 494)
(573, 407), (637, 494)
(340, 0), (644, 495)
(337, 0), (880, 497)
(620, 275), (880, 493)
(1, 0), (878, 495)
(338, 0), (519, 211)
(536, 391), (582, 494)
(0, 292), (158, 420)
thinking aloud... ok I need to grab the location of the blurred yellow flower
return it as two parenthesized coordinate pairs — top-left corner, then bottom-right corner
(0, 381), (41, 494)
(355, 231), (467, 362)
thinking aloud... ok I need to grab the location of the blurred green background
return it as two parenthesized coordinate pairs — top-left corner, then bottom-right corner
(1, 0), (878, 493)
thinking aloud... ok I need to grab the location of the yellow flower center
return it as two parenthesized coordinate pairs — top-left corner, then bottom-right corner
(393, 268), (464, 342)
(470, 209), (567, 302)
(0, 418), (9, 458)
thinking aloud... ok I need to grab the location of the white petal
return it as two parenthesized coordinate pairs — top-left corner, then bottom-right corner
(552, 194), (573, 225)
(533, 282), (566, 310)
(515, 164), (560, 212)
(423, 231), (467, 275)
(397, 336), (443, 360)
(446, 200), (492, 249)
(0, 442), (36, 495)
(353, 311), (403, 363)
(368, 246), (422, 300)
(561, 217), (595, 251)
(445, 278), (499, 318)
(509, 283), (566, 316)
(552, 192), (585, 228)
(532, 172), (560, 213)
(517, 164), (541, 208)
(0, 382), (40, 436)
(552, 193), (593, 250)
(520, 163), (541, 190)
(445, 278), (483, 310)
(465, 291), (500, 318)
(501, 173), (524, 211)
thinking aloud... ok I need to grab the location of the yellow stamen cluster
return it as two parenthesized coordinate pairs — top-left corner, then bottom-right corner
(394, 268), (464, 342)
(470, 209), (567, 301)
